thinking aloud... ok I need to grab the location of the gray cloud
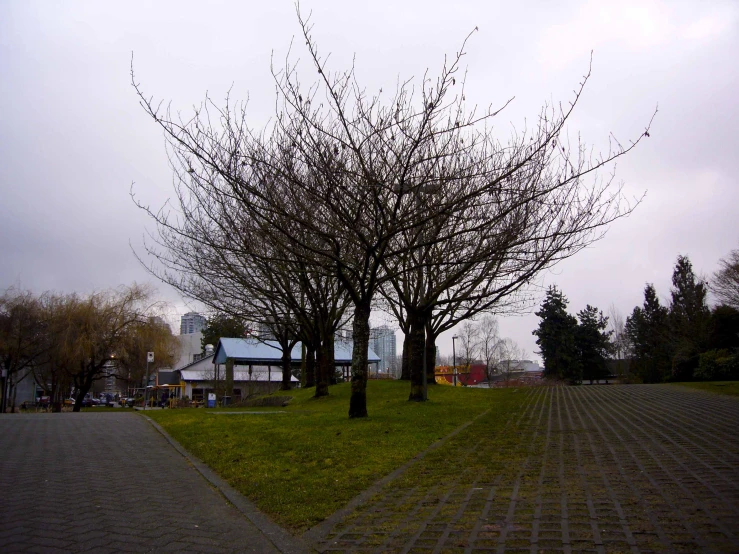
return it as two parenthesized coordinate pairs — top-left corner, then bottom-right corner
(1, 0), (737, 357)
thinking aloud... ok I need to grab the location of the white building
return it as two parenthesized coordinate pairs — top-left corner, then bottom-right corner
(177, 355), (298, 402)
(496, 359), (542, 374)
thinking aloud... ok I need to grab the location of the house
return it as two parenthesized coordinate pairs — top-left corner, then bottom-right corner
(174, 338), (381, 403)
(212, 338), (381, 382)
(175, 354), (298, 402)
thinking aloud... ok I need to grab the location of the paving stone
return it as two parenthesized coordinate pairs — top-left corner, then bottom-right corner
(0, 412), (283, 553)
(307, 385), (739, 553)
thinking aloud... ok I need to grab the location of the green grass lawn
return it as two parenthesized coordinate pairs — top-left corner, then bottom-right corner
(671, 381), (739, 397)
(143, 381), (525, 532)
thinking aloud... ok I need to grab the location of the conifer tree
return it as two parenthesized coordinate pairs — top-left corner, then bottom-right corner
(625, 284), (671, 382)
(669, 255), (710, 380)
(575, 305), (612, 383)
(533, 286), (580, 383)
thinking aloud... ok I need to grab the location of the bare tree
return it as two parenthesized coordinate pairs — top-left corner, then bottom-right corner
(132, 8), (653, 417)
(498, 338), (522, 383)
(132, 180), (351, 397)
(457, 322), (479, 367)
(476, 315), (501, 386)
(608, 304), (627, 360)
(710, 247), (739, 310)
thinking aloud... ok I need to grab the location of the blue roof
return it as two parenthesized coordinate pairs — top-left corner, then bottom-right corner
(213, 338), (380, 365)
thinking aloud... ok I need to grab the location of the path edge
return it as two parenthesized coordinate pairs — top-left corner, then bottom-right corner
(143, 415), (315, 554)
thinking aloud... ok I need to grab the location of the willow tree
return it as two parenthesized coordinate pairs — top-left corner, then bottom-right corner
(55, 286), (166, 412)
(133, 9), (652, 417)
(115, 314), (179, 395)
(0, 288), (46, 413)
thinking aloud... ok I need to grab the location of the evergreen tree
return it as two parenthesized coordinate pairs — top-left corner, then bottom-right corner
(708, 305), (739, 351)
(201, 314), (247, 353)
(575, 305), (612, 383)
(533, 286), (580, 383)
(625, 284), (671, 382)
(668, 255), (710, 380)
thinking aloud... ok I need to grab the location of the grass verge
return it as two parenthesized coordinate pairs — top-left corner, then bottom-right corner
(143, 381), (525, 532)
(671, 381), (739, 397)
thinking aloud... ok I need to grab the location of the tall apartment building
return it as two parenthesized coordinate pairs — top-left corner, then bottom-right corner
(180, 312), (206, 335)
(370, 325), (397, 376)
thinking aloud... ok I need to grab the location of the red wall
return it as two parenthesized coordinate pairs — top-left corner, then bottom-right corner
(440, 363), (487, 386)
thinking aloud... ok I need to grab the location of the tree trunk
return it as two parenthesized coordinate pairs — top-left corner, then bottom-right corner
(400, 332), (411, 380)
(11, 379), (18, 412)
(280, 342), (293, 391)
(349, 302), (371, 418)
(72, 384), (91, 413)
(0, 364), (8, 414)
(315, 331), (333, 397)
(305, 342), (316, 388)
(408, 311), (426, 402)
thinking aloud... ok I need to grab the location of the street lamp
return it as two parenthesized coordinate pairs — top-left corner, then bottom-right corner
(422, 326), (428, 401)
(452, 335), (458, 387)
(144, 352), (154, 410)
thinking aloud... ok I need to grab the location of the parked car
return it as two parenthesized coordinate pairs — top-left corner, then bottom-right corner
(78, 395), (99, 407)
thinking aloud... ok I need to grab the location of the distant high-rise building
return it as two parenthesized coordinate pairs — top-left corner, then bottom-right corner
(370, 325), (397, 376)
(180, 312), (206, 335)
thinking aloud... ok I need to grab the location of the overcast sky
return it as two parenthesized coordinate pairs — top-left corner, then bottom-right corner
(1, 0), (737, 361)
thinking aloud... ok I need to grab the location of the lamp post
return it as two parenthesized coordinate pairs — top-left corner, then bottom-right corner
(422, 326), (428, 401)
(144, 352), (154, 410)
(452, 335), (458, 387)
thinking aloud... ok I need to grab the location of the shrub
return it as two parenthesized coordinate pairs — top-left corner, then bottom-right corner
(695, 349), (739, 380)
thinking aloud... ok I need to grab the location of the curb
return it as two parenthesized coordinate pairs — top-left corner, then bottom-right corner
(143, 415), (316, 554)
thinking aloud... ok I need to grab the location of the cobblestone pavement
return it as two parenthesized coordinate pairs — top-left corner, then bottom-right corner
(310, 385), (739, 553)
(0, 412), (282, 553)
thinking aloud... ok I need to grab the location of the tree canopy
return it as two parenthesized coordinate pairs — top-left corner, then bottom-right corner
(0, 285), (176, 412)
(133, 10), (652, 416)
(575, 305), (612, 383)
(200, 314), (247, 353)
(533, 286), (580, 383)
(710, 246), (739, 310)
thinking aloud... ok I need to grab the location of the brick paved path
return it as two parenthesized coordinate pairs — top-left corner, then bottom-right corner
(310, 385), (739, 553)
(0, 412), (281, 553)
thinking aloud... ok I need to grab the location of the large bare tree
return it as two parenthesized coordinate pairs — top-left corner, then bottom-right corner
(133, 9), (652, 417)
